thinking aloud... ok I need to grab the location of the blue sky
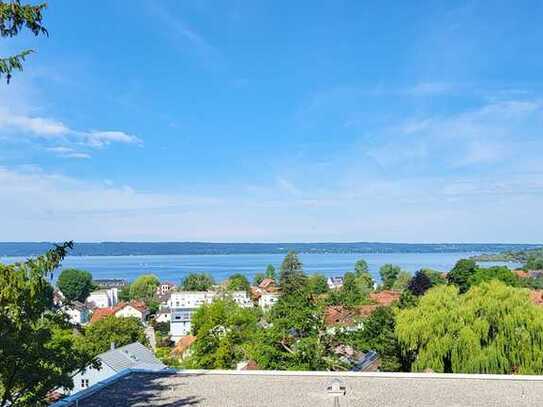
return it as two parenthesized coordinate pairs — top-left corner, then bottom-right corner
(1, 0), (542, 242)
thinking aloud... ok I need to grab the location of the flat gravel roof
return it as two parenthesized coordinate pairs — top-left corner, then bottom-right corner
(65, 370), (543, 407)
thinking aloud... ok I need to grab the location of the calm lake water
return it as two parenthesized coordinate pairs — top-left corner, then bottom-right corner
(0, 252), (521, 283)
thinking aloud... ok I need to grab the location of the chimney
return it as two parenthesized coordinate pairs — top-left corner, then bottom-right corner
(110, 342), (116, 350)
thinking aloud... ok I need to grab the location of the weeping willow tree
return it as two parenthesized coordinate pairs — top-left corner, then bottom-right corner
(395, 281), (543, 374)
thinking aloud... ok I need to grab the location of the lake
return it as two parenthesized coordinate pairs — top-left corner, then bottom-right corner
(0, 252), (521, 283)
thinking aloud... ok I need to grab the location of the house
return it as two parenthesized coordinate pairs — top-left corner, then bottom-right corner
(86, 287), (118, 309)
(327, 276), (344, 290)
(530, 290), (543, 306)
(53, 289), (65, 306)
(64, 301), (91, 325)
(156, 281), (176, 296)
(324, 306), (356, 327)
(114, 301), (149, 322)
(258, 292), (279, 310)
(368, 290), (401, 306)
(227, 290), (254, 308)
(90, 307), (116, 324)
(93, 279), (128, 289)
(155, 307), (171, 323)
(67, 342), (166, 396)
(171, 335), (196, 359)
(236, 360), (259, 370)
(169, 291), (216, 343)
(258, 278), (276, 291)
(52, 369), (543, 407)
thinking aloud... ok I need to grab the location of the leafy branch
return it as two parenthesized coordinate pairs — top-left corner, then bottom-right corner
(0, 0), (48, 83)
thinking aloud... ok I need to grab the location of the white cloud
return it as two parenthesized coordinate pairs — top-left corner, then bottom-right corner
(0, 110), (70, 136)
(84, 131), (142, 147)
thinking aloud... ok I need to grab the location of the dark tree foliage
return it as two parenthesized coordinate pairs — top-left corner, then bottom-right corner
(0, 242), (96, 406)
(0, 0), (48, 83)
(526, 256), (543, 270)
(181, 273), (214, 291)
(279, 252), (306, 295)
(407, 270), (433, 296)
(57, 268), (94, 302)
(447, 259), (478, 293)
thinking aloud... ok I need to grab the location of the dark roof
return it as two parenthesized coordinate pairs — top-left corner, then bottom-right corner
(52, 370), (543, 407)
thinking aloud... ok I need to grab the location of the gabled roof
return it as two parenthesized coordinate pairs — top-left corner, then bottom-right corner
(90, 307), (115, 323)
(369, 290), (401, 306)
(114, 300), (148, 314)
(99, 342), (165, 372)
(258, 278), (275, 290)
(172, 335), (197, 356)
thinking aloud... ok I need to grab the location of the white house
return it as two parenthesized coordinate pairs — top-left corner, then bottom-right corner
(169, 291), (216, 343)
(168, 290), (255, 343)
(63, 301), (90, 325)
(68, 342), (165, 396)
(114, 301), (149, 323)
(327, 276), (344, 290)
(258, 292), (279, 310)
(86, 287), (118, 309)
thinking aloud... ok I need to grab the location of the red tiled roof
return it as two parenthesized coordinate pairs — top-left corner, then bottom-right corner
(90, 307), (115, 323)
(258, 278), (275, 290)
(530, 290), (543, 306)
(324, 306), (355, 326)
(369, 290), (401, 306)
(113, 300), (149, 314)
(250, 287), (262, 300)
(514, 270), (529, 278)
(238, 360), (259, 370)
(172, 335), (197, 356)
(357, 304), (381, 317)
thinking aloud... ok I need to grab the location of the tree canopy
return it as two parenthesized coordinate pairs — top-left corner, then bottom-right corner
(81, 316), (148, 356)
(279, 252), (306, 296)
(407, 270), (433, 296)
(181, 273), (214, 291)
(0, 0), (48, 83)
(186, 300), (257, 369)
(129, 274), (159, 303)
(379, 264), (401, 289)
(447, 259), (478, 293)
(226, 273), (250, 292)
(0, 242), (95, 406)
(307, 273), (329, 295)
(396, 281), (543, 374)
(57, 268), (94, 302)
(469, 266), (518, 288)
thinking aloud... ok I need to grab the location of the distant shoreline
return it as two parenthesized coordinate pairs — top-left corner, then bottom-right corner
(0, 242), (541, 258)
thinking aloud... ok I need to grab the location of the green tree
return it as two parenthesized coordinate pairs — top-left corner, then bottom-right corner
(186, 300), (257, 369)
(265, 264), (277, 281)
(421, 268), (446, 286)
(379, 264), (401, 289)
(181, 273), (214, 291)
(329, 272), (363, 307)
(307, 273), (329, 295)
(82, 316), (148, 356)
(351, 259), (375, 297)
(1, 0), (48, 83)
(57, 268), (94, 302)
(226, 273), (250, 292)
(118, 285), (131, 302)
(392, 271), (411, 290)
(253, 273), (266, 286)
(279, 252), (306, 295)
(129, 274), (159, 303)
(447, 259), (478, 293)
(469, 266), (518, 288)
(0, 242), (96, 406)
(396, 281), (543, 374)
(407, 270), (432, 296)
(526, 256), (543, 270)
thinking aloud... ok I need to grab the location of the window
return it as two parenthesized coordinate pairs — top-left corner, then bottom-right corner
(81, 379), (89, 388)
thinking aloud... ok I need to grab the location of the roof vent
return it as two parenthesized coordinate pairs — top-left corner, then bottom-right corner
(327, 378), (347, 406)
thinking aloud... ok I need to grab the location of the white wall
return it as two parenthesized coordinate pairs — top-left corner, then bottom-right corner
(69, 361), (116, 395)
(115, 305), (144, 321)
